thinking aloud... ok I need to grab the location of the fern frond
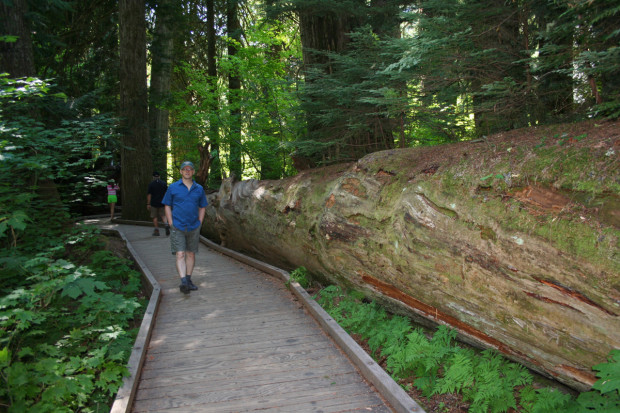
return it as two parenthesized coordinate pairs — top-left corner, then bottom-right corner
(435, 351), (475, 395)
(521, 387), (573, 413)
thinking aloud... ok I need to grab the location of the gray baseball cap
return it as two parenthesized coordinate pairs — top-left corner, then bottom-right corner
(180, 161), (195, 170)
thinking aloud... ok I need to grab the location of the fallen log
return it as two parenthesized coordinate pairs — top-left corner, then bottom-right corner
(202, 120), (620, 391)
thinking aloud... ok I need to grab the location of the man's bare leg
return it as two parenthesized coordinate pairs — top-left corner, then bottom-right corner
(176, 251), (187, 278)
(185, 252), (197, 290)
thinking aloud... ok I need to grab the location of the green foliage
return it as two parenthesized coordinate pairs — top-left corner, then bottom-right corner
(567, 349), (620, 413)
(0, 75), (119, 249)
(0, 226), (144, 412)
(287, 266), (311, 289)
(592, 349), (620, 396)
(170, 17), (303, 181)
(519, 386), (574, 413)
(0, 74), (141, 411)
(315, 285), (620, 412)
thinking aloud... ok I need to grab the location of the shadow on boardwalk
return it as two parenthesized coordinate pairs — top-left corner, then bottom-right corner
(93, 220), (423, 413)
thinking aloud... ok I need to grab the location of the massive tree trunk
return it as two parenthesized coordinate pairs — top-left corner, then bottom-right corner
(203, 120), (620, 392)
(149, 0), (175, 180)
(296, 1), (398, 165)
(227, 0), (242, 179)
(119, 0), (152, 219)
(0, 0), (35, 78)
(470, 0), (529, 136)
(206, 0), (222, 188)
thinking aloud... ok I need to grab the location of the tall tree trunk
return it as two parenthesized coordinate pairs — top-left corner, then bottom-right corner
(471, 0), (529, 136)
(206, 0), (222, 188)
(149, 0), (175, 180)
(297, 1), (398, 164)
(119, 0), (152, 219)
(0, 0), (63, 207)
(0, 0), (35, 77)
(227, 0), (242, 179)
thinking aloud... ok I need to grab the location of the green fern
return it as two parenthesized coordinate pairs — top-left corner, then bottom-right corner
(519, 386), (573, 412)
(435, 349), (475, 395)
(315, 285), (343, 310)
(379, 316), (412, 359)
(312, 284), (620, 412)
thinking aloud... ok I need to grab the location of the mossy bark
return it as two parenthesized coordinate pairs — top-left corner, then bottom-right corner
(203, 121), (619, 391)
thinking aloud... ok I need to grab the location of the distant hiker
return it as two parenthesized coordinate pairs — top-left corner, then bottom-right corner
(147, 171), (170, 236)
(162, 161), (208, 294)
(107, 179), (120, 220)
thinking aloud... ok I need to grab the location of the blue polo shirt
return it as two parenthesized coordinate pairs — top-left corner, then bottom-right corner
(162, 179), (208, 231)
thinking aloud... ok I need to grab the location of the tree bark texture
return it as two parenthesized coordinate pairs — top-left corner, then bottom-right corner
(227, 0), (242, 179)
(203, 121), (620, 391)
(149, 0), (175, 180)
(206, 0), (222, 188)
(0, 0), (35, 77)
(119, 0), (152, 220)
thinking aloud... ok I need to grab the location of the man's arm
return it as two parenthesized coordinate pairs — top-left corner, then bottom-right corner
(198, 207), (206, 225)
(165, 205), (173, 227)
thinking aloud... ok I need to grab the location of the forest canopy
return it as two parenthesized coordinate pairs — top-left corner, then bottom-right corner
(0, 0), (618, 220)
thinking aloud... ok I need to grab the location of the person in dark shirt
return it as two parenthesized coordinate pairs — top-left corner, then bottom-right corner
(147, 171), (170, 236)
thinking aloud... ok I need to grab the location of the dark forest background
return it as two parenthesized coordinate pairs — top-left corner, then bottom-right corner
(1, 0), (618, 221)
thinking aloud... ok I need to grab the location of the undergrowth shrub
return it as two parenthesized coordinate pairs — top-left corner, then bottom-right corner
(0, 225), (145, 412)
(286, 266), (311, 289)
(315, 284), (620, 412)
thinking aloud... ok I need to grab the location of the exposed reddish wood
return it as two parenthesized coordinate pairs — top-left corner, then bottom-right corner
(325, 194), (336, 208)
(558, 365), (597, 387)
(421, 165), (439, 175)
(360, 273), (536, 362)
(523, 291), (583, 313)
(320, 217), (369, 242)
(341, 178), (367, 198)
(376, 169), (395, 177)
(360, 272), (599, 386)
(532, 276), (617, 316)
(283, 199), (302, 214)
(512, 186), (571, 212)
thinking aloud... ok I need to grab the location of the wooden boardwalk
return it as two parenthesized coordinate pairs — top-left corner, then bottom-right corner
(96, 221), (422, 413)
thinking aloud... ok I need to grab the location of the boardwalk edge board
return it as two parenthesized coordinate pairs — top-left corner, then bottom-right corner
(106, 228), (163, 413)
(199, 236), (427, 413)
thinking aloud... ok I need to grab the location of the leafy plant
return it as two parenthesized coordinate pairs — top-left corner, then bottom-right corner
(314, 285), (620, 412)
(0, 76), (143, 411)
(287, 266), (311, 289)
(0, 226), (144, 412)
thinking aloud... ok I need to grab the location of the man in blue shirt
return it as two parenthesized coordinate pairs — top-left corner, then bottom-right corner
(163, 161), (208, 294)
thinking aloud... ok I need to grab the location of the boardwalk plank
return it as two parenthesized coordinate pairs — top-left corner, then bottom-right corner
(134, 370), (365, 400)
(138, 353), (356, 382)
(137, 365), (360, 391)
(131, 382), (381, 412)
(147, 333), (335, 356)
